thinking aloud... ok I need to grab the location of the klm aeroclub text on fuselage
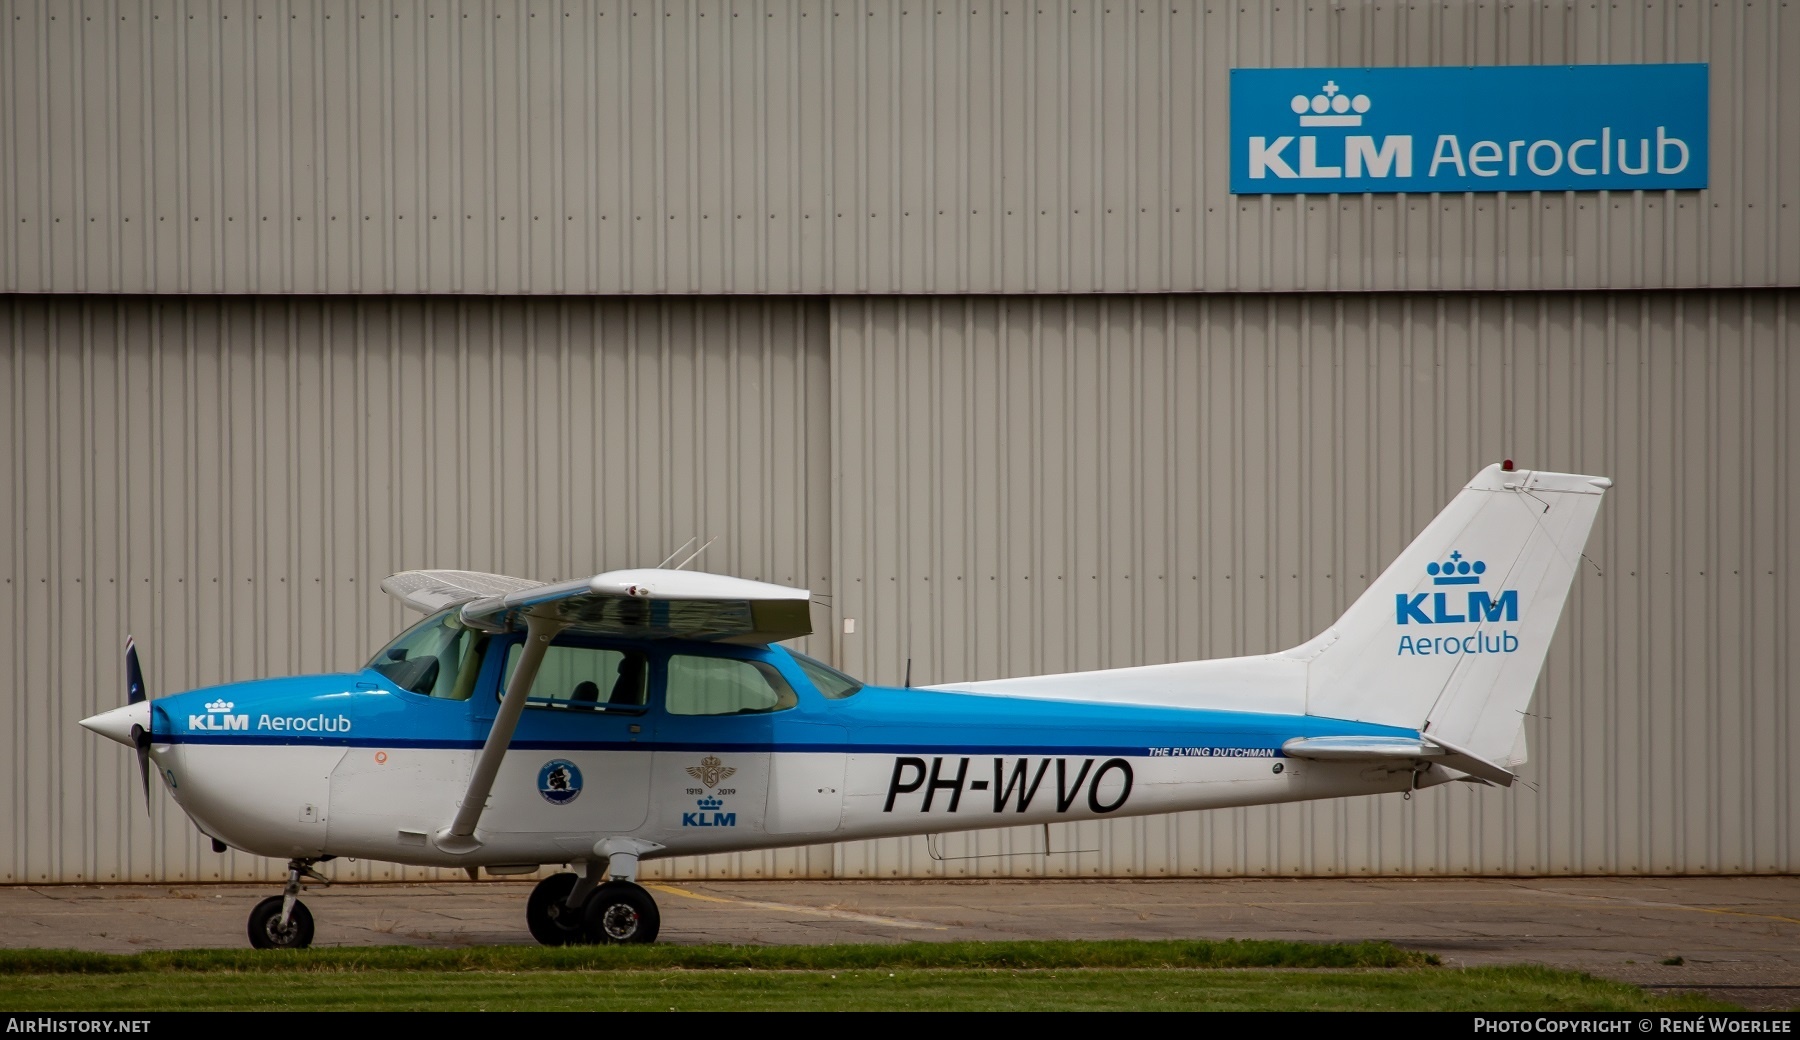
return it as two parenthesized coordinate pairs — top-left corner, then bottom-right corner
(1229, 64), (1708, 195)
(185, 700), (354, 735)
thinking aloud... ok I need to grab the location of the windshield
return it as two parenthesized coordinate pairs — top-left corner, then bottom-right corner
(790, 651), (863, 699)
(367, 610), (489, 699)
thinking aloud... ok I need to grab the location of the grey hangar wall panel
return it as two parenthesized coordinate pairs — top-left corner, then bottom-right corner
(4, 0), (1795, 297)
(824, 291), (1796, 880)
(0, 294), (832, 884)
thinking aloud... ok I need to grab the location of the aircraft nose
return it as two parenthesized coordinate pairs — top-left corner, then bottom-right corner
(80, 701), (151, 748)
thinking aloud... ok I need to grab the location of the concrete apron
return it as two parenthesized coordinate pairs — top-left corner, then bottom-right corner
(3, 876), (1795, 1010)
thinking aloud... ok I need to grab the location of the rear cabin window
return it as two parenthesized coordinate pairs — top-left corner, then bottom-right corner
(665, 655), (797, 716)
(502, 642), (649, 712)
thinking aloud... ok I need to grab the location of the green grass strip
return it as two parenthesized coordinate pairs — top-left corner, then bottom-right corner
(0, 938), (1432, 975)
(0, 965), (1739, 1012)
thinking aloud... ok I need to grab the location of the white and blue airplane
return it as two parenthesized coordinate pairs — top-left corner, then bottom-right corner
(81, 462), (1609, 949)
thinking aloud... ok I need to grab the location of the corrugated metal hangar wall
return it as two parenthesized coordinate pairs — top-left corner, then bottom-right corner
(1, 1), (1796, 884)
(5, 0), (1796, 294)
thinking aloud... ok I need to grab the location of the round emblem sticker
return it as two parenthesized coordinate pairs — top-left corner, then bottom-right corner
(537, 759), (582, 805)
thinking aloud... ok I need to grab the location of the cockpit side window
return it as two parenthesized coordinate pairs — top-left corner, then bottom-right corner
(368, 611), (488, 700)
(502, 641), (649, 713)
(790, 651), (863, 699)
(666, 654), (797, 716)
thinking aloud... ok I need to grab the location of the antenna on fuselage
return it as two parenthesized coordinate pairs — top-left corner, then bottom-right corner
(654, 537), (698, 569)
(671, 536), (719, 571)
(904, 656), (912, 688)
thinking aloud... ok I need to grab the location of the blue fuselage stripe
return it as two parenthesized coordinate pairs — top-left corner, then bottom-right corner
(149, 663), (1418, 760)
(163, 734), (1246, 757)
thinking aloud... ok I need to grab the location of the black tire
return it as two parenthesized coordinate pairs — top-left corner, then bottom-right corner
(526, 872), (591, 946)
(247, 895), (315, 950)
(582, 880), (661, 944)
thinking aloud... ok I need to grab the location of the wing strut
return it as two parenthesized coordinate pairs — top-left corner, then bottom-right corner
(435, 611), (567, 854)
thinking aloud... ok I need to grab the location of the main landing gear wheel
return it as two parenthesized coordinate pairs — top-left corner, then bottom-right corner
(526, 872), (592, 946)
(583, 880), (660, 944)
(248, 895), (315, 949)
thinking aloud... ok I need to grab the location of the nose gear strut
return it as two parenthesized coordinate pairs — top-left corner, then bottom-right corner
(282, 859), (330, 927)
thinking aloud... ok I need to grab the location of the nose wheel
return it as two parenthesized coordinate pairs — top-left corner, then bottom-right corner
(248, 859), (327, 950)
(248, 894), (315, 949)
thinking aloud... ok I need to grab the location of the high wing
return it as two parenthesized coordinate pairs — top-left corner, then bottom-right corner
(461, 569), (812, 645)
(382, 567), (812, 645)
(378, 566), (812, 856)
(381, 570), (548, 615)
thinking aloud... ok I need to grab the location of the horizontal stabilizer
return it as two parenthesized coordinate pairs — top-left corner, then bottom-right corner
(1282, 734), (1517, 787)
(1281, 735), (1438, 761)
(1420, 732), (1518, 788)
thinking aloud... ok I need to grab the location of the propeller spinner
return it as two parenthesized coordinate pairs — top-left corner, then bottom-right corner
(79, 636), (156, 818)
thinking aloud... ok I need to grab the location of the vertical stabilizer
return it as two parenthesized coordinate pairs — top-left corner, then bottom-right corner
(926, 463), (1608, 769)
(1293, 464), (1609, 762)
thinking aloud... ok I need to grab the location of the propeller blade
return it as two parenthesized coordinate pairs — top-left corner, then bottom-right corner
(132, 724), (153, 819)
(125, 635), (147, 704)
(126, 636), (152, 821)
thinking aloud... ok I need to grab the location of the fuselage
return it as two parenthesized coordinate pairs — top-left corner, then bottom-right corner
(133, 630), (1426, 869)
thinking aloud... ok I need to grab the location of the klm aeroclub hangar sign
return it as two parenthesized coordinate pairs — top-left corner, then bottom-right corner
(1230, 64), (1708, 193)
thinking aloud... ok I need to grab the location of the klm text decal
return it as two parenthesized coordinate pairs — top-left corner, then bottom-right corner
(1395, 551), (1520, 657)
(187, 699), (353, 734)
(682, 755), (739, 828)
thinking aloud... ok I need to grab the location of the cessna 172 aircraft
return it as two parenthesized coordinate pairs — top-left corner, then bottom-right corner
(81, 462), (1609, 949)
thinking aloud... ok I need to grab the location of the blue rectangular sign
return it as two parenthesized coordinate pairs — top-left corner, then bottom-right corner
(1230, 64), (1708, 194)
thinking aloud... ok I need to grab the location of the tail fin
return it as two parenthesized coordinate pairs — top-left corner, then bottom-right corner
(928, 463), (1610, 769)
(1293, 464), (1610, 763)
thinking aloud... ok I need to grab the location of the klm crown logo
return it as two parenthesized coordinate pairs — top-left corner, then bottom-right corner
(1291, 81), (1371, 127)
(1396, 549), (1519, 627)
(1251, 81), (1408, 181)
(695, 795), (724, 811)
(1426, 550), (1487, 586)
(1395, 546), (1522, 656)
(189, 699), (249, 731)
